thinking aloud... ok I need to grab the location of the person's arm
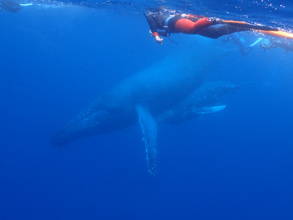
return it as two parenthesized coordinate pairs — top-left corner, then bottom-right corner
(145, 13), (163, 44)
(152, 31), (163, 44)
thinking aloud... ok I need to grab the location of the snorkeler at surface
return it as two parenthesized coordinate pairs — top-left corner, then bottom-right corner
(145, 7), (293, 44)
(260, 38), (293, 52)
(222, 33), (252, 56)
(222, 33), (264, 56)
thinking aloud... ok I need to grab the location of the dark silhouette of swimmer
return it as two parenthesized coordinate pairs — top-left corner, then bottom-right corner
(0, 0), (23, 12)
(260, 38), (293, 52)
(222, 33), (264, 56)
(144, 7), (287, 44)
(222, 33), (252, 56)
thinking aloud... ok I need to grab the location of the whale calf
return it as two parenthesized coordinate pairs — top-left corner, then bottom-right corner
(157, 80), (241, 124)
(52, 49), (237, 174)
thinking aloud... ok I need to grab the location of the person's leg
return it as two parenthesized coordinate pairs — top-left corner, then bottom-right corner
(197, 24), (249, 39)
(174, 17), (213, 34)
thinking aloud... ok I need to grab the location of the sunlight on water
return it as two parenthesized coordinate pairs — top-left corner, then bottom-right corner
(21, 0), (293, 30)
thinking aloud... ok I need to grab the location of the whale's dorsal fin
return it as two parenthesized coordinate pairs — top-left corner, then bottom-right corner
(195, 105), (226, 114)
(136, 105), (157, 175)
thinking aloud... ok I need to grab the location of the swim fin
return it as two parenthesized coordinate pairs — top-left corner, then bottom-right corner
(221, 20), (293, 40)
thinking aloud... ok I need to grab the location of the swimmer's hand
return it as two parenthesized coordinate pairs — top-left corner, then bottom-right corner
(155, 36), (163, 44)
(150, 31), (163, 44)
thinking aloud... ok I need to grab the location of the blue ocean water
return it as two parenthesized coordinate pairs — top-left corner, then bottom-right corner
(1, 0), (293, 219)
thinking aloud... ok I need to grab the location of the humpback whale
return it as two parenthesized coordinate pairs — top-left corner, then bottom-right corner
(157, 81), (242, 124)
(52, 49), (236, 175)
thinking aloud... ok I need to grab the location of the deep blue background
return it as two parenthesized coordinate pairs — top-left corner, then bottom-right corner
(1, 2), (293, 220)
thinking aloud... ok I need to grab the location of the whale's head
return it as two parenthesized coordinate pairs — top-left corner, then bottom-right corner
(52, 103), (135, 146)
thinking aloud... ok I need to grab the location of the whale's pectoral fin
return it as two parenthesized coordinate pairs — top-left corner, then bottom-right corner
(19, 3), (33, 7)
(136, 105), (157, 175)
(195, 105), (226, 114)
